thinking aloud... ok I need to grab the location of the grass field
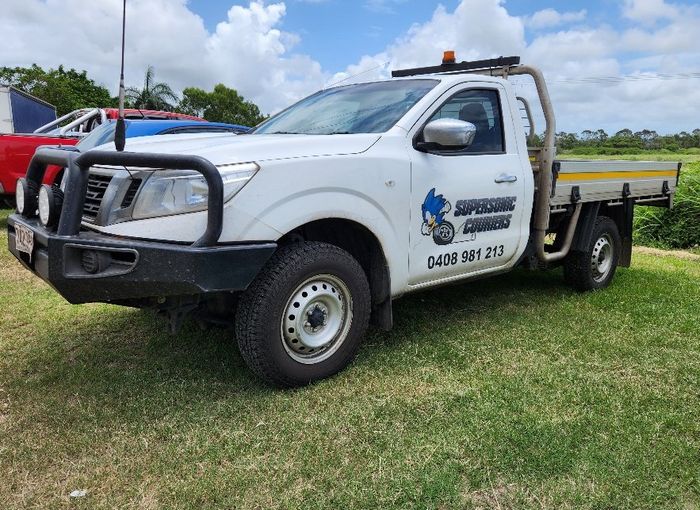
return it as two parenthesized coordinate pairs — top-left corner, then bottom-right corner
(1, 200), (699, 507)
(558, 152), (700, 163)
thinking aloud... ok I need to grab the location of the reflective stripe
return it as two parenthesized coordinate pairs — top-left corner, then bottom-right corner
(557, 170), (678, 181)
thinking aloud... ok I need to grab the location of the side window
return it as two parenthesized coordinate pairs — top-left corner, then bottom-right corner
(428, 89), (505, 153)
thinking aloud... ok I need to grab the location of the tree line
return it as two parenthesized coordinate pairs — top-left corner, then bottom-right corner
(0, 64), (267, 127)
(554, 128), (700, 154)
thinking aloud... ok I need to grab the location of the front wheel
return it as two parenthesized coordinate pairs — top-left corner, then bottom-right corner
(564, 216), (621, 291)
(235, 241), (371, 387)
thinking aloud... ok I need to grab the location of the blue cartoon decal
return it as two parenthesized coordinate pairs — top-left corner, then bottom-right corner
(421, 188), (455, 245)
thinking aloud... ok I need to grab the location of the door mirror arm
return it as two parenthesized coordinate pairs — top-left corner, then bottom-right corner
(415, 141), (443, 153)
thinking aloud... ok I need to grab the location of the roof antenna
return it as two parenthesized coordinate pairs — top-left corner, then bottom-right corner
(114, 0), (127, 152)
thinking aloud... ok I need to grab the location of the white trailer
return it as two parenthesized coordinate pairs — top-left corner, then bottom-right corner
(0, 86), (56, 134)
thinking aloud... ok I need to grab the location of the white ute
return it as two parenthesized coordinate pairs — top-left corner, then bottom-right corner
(8, 54), (681, 387)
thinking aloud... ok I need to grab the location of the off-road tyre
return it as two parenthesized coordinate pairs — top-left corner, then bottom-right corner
(564, 216), (621, 291)
(235, 241), (371, 388)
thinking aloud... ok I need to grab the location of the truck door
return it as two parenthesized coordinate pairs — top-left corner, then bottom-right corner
(408, 85), (528, 286)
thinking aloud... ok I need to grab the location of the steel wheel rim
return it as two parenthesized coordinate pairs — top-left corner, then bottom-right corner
(591, 233), (613, 282)
(281, 274), (353, 364)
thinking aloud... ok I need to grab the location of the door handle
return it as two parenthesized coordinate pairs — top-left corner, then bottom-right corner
(495, 174), (518, 183)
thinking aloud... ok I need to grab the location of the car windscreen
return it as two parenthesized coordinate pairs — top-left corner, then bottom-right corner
(77, 121), (117, 151)
(253, 79), (438, 135)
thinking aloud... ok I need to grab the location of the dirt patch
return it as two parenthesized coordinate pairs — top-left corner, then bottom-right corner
(634, 246), (700, 261)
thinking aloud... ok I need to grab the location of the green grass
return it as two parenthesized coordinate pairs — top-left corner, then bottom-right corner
(633, 161), (700, 249)
(558, 152), (700, 163)
(1, 207), (699, 509)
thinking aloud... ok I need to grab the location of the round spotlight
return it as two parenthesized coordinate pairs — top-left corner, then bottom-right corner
(15, 178), (37, 217)
(38, 184), (62, 227)
(16, 179), (26, 214)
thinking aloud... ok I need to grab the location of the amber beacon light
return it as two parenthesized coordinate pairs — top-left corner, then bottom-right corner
(442, 50), (456, 64)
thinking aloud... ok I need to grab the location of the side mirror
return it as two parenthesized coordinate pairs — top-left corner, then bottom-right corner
(417, 118), (476, 151)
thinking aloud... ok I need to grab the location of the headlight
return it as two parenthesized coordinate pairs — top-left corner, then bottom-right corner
(132, 162), (258, 220)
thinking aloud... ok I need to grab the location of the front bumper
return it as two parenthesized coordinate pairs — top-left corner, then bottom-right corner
(8, 215), (276, 304)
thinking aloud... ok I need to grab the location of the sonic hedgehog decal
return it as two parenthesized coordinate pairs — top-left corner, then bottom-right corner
(421, 188), (455, 245)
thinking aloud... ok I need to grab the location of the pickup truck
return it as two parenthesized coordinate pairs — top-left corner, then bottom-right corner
(7, 55), (680, 387)
(0, 107), (204, 203)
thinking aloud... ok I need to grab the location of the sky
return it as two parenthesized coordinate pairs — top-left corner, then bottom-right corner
(1, 0), (699, 134)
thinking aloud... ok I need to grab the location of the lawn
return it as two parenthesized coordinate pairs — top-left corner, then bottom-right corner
(1, 204), (699, 508)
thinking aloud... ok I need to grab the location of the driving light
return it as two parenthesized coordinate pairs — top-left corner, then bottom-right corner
(38, 184), (63, 227)
(132, 162), (258, 220)
(81, 249), (111, 274)
(16, 178), (39, 216)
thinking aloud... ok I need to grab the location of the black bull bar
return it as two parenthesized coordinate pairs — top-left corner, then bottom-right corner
(9, 146), (277, 305)
(25, 146), (224, 247)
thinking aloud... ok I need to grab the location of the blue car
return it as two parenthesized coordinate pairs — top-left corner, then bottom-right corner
(77, 119), (250, 151)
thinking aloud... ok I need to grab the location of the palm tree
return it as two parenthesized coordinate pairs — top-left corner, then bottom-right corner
(125, 66), (178, 111)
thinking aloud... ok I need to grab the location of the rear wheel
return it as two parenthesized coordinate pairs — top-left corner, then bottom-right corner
(235, 241), (371, 387)
(564, 216), (621, 291)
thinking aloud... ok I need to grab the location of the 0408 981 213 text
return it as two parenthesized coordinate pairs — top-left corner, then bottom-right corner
(427, 245), (505, 270)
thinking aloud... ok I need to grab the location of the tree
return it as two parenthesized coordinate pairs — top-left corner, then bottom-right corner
(556, 131), (579, 150)
(179, 84), (266, 127)
(580, 130), (595, 144)
(125, 66), (178, 111)
(0, 64), (114, 116)
(615, 128), (633, 138)
(635, 129), (659, 149)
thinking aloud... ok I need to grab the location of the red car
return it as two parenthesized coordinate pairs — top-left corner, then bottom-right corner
(0, 108), (204, 204)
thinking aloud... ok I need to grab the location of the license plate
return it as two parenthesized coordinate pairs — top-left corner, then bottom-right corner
(15, 223), (34, 257)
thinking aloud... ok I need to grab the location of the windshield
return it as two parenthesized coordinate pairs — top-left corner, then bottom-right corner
(254, 79), (438, 135)
(77, 121), (117, 151)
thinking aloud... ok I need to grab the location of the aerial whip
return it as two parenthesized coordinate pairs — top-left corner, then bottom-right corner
(115, 0), (127, 151)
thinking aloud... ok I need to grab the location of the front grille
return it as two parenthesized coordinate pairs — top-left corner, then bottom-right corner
(83, 173), (112, 221)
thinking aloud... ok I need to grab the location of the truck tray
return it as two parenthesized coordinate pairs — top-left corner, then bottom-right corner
(550, 159), (680, 208)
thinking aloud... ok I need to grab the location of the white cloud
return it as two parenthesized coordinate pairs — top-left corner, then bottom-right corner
(0, 0), (698, 133)
(330, 0), (525, 86)
(525, 8), (587, 29)
(334, 0), (700, 133)
(622, 0), (679, 24)
(0, 0), (327, 114)
(204, 2), (326, 110)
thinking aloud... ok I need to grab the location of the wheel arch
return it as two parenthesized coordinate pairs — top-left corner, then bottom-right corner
(278, 218), (393, 330)
(569, 201), (632, 268)
(599, 200), (634, 268)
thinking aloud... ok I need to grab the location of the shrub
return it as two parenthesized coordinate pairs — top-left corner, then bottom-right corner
(634, 161), (700, 249)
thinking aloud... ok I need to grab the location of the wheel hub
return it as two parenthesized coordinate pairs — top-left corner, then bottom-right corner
(305, 304), (328, 332)
(281, 274), (353, 364)
(591, 233), (613, 282)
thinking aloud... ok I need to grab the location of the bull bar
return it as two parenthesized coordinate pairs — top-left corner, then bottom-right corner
(7, 147), (276, 304)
